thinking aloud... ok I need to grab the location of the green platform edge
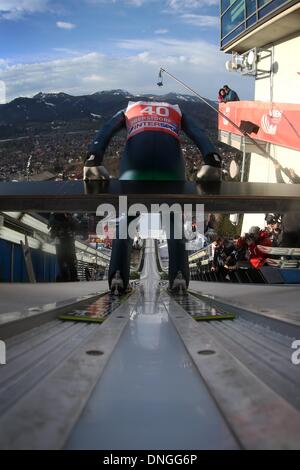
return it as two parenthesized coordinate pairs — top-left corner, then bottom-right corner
(58, 290), (133, 323)
(187, 290), (236, 321)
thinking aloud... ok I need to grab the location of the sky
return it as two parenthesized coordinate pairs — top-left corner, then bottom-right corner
(0, 0), (254, 102)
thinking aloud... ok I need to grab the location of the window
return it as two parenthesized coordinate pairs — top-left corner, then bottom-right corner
(246, 0), (257, 16)
(221, 0), (245, 37)
(258, 0), (272, 6)
(221, 0), (239, 13)
(221, 23), (246, 47)
(221, 0), (293, 48)
(246, 14), (257, 27)
(258, 0), (287, 18)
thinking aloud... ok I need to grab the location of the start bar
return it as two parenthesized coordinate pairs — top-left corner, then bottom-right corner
(0, 180), (299, 213)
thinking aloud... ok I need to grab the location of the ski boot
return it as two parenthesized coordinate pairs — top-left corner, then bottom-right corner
(171, 271), (187, 295)
(110, 270), (124, 296)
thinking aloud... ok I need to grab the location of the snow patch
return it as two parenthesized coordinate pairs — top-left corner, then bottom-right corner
(176, 95), (189, 102)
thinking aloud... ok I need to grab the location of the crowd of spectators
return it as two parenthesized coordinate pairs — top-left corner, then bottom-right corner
(196, 158), (300, 280)
(207, 226), (270, 281)
(206, 209), (300, 280)
(211, 225), (271, 272)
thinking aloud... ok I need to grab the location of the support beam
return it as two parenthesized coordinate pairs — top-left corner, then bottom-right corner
(0, 180), (299, 213)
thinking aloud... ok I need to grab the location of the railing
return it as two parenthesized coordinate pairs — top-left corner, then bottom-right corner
(257, 245), (300, 283)
(189, 243), (300, 284)
(189, 245), (213, 263)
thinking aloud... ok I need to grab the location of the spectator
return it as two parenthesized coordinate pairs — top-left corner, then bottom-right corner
(211, 237), (235, 279)
(218, 88), (226, 103)
(85, 266), (92, 281)
(265, 214), (282, 246)
(204, 213), (220, 233)
(274, 161), (300, 184)
(205, 229), (218, 245)
(224, 235), (247, 271)
(243, 226), (272, 269)
(192, 215), (197, 233)
(211, 237), (223, 272)
(223, 85), (240, 102)
(288, 168), (300, 184)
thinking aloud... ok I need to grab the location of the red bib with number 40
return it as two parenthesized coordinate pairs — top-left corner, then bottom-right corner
(125, 101), (182, 140)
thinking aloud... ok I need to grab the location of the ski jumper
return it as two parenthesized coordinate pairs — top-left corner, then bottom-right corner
(88, 101), (220, 289)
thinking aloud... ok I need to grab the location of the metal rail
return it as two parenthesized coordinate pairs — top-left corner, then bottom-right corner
(1, 246), (300, 449)
(0, 180), (300, 213)
(0, 284), (300, 449)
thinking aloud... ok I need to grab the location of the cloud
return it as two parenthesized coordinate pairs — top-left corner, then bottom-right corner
(162, 1), (219, 28)
(56, 21), (76, 30)
(0, 39), (254, 102)
(83, 73), (105, 83)
(180, 14), (218, 27)
(87, 0), (218, 8)
(167, 0), (219, 11)
(0, 0), (49, 20)
(53, 48), (82, 56)
(86, 0), (147, 6)
(154, 29), (169, 34)
(127, 0), (145, 5)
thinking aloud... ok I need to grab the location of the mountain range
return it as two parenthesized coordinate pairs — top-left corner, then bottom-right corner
(0, 89), (218, 139)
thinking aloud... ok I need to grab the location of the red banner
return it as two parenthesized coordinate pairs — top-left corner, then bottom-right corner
(218, 101), (300, 151)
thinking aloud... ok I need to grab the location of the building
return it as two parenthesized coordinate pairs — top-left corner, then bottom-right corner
(219, 0), (300, 230)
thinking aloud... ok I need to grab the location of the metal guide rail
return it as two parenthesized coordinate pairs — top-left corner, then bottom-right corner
(0, 283), (300, 449)
(0, 180), (300, 213)
(58, 291), (132, 323)
(171, 291), (236, 321)
(0, 289), (137, 450)
(181, 289), (300, 410)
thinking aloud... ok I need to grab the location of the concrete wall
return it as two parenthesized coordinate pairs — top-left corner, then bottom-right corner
(254, 33), (300, 103)
(242, 32), (300, 234)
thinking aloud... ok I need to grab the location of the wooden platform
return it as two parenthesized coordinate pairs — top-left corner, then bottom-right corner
(0, 180), (299, 213)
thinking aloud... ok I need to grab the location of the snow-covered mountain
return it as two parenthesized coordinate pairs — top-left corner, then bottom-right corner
(0, 89), (217, 138)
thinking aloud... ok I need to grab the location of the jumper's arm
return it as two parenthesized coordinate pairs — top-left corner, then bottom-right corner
(88, 110), (126, 164)
(181, 113), (219, 163)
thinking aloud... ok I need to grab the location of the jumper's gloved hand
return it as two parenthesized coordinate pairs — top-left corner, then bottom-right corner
(83, 154), (110, 181)
(197, 153), (222, 182)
